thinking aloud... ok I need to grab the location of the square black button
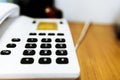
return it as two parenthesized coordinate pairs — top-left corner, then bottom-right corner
(21, 58), (34, 64)
(39, 57), (51, 64)
(56, 50), (67, 55)
(0, 50), (11, 55)
(57, 33), (64, 36)
(55, 38), (65, 42)
(6, 43), (16, 48)
(27, 38), (38, 42)
(29, 33), (37, 36)
(56, 57), (69, 64)
(39, 33), (46, 36)
(25, 43), (37, 48)
(48, 33), (55, 36)
(23, 50), (35, 55)
(12, 38), (21, 42)
(40, 44), (51, 48)
(41, 38), (51, 42)
(40, 50), (51, 55)
(55, 44), (66, 48)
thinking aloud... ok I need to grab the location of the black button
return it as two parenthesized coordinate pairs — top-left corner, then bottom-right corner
(55, 38), (65, 42)
(25, 43), (37, 48)
(23, 50), (35, 55)
(6, 43), (16, 48)
(41, 38), (51, 42)
(56, 50), (67, 55)
(60, 21), (63, 24)
(56, 58), (69, 64)
(55, 44), (66, 48)
(27, 38), (38, 42)
(32, 21), (36, 24)
(39, 57), (51, 64)
(29, 33), (37, 35)
(40, 44), (51, 48)
(12, 38), (21, 42)
(0, 50), (11, 55)
(57, 33), (64, 36)
(39, 33), (46, 36)
(21, 58), (34, 64)
(48, 33), (55, 36)
(40, 50), (51, 55)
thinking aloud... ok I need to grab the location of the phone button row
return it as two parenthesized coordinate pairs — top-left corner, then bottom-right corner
(29, 33), (64, 36)
(20, 57), (69, 64)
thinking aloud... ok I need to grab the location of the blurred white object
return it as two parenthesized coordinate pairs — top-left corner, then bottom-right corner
(56, 0), (120, 23)
(0, 0), (7, 2)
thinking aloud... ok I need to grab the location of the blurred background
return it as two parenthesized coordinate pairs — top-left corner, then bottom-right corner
(0, 0), (120, 23)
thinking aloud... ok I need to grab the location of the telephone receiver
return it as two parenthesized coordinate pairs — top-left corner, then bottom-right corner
(0, 3), (20, 40)
(0, 2), (19, 24)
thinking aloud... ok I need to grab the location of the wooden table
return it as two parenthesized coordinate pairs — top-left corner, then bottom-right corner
(69, 22), (120, 80)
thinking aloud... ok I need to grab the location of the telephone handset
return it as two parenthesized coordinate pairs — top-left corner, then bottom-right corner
(0, 3), (80, 80)
(0, 3), (19, 24)
(0, 3), (19, 39)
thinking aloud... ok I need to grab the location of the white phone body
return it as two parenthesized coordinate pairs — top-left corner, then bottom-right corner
(0, 2), (80, 79)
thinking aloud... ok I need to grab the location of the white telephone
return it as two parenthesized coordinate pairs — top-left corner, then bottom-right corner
(0, 2), (80, 80)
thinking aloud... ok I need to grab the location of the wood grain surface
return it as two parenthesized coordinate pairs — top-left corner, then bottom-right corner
(69, 22), (120, 80)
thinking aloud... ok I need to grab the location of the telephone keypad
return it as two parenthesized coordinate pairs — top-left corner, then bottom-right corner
(1, 32), (69, 64)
